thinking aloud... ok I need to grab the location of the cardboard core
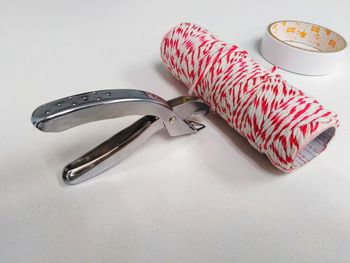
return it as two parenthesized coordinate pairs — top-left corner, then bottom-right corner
(292, 127), (336, 169)
(269, 21), (346, 53)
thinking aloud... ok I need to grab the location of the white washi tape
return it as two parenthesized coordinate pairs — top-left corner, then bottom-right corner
(260, 20), (347, 75)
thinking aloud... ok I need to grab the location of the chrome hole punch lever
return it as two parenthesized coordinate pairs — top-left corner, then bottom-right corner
(31, 89), (209, 185)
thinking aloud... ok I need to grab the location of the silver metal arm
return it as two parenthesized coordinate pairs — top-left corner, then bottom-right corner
(63, 116), (163, 184)
(31, 89), (197, 136)
(31, 89), (209, 184)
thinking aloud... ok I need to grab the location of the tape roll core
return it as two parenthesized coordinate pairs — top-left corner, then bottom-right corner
(260, 20), (347, 75)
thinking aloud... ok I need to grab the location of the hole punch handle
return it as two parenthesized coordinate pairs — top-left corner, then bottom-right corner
(31, 89), (169, 132)
(31, 89), (195, 136)
(63, 115), (163, 184)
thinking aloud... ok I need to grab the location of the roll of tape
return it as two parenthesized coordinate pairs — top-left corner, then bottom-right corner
(260, 20), (347, 75)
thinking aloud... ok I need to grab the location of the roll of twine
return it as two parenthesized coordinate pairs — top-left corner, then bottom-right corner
(160, 22), (339, 172)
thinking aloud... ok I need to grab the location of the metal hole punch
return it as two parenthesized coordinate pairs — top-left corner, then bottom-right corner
(31, 89), (210, 185)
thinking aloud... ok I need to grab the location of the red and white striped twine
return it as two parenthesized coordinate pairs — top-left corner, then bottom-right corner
(160, 22), (339, 172)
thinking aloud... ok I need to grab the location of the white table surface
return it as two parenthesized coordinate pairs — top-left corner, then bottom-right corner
(1, 0), (349, 262)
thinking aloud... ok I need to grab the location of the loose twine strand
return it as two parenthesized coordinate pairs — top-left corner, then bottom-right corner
(161, 22), (339, 172)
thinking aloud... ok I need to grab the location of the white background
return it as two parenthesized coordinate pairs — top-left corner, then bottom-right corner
(0, 0), (349, 262)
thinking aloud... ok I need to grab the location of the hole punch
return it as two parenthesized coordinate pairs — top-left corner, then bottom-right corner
(31, 89), (209, 184)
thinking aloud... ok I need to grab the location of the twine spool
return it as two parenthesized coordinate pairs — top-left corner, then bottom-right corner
(160, 22), (339, 172)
